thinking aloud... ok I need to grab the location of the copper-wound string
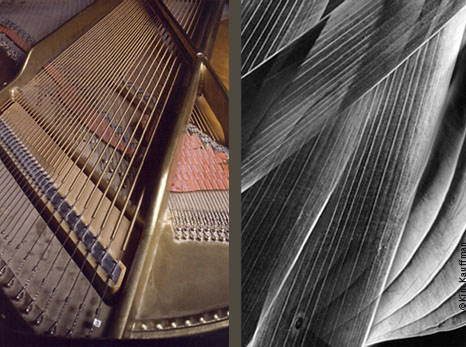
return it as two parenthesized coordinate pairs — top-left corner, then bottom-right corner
(17, 1), (182, 327)
(0, 0), (152, 294)
(0, 0), (144, 231)
(50, 24), (182, 337)
(0, 1), (151, 278)
(6, 7), (155, 282)
(0, 0), (209, 336)
(8, 2), (147, 185)
(0, 2), (149, 284)
(5, 2), (159, 324)
(87, 0), (193, 231)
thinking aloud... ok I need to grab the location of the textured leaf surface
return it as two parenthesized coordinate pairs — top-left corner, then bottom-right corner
(242, 0), (466, 190)
(365, 42), (466, 346)
(241, 1), (466, 346)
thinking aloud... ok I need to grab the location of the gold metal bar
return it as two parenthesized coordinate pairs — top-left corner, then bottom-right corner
(109, 56), (204, 339)
(149, 0), (228, 146)
(109, 3), (228, 336)
(152, 0), (228, 146)
(200, 57), (229, 147)
(197, 1), (225, 60)
(148, 0), (224, 61)
(147, 0), (198, 62)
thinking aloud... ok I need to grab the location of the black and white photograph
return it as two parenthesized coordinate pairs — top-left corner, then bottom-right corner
(242, 1), (466, 346)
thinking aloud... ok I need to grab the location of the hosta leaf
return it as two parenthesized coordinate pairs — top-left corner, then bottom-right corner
(365, 46), (466, 345)
(241, 0), (332, 75)
(383, 65), (466, 287)
(242, 0), (466, 191)
(367, 236), (466, 344)
(241, 1), (466, 346)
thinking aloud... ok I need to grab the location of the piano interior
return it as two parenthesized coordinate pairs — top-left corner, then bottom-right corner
(0, 0), (228, 341)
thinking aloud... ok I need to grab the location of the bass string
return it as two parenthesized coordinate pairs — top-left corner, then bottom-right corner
(109, 57), (181, 237)
(6, 1), (142, 156)
(0, 0), (155, 300)
(79, 0), (189, 257)
(0, 0), (204, 338)
(10, 2), (149, 179)
(3, 2), (153, 219)
(0, 14), (153, 284)
(103, 0), (197, 238)
(92, 0), (201, 230)
(97, 51), (178, 233)
(58, 0), (189, 228)
(15, 11), (157, 215)
(6, 24), (158, 298)
(88, 0), (204, 335)
(0, 2), (153, 280)
(69, 10), (187, 337)
(74, 29), (176, 216)
(58, 13), (172, 205)
(17, 0), (184, 328)
(0, 0), (144, 209)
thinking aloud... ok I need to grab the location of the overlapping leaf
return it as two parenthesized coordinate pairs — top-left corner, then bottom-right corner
(242, 0), (466, 190)
(241, 0), (466, 346)
(365, 45), (466, 345)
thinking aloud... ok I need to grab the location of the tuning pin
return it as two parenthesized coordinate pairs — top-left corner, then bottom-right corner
(5, 276), (15, 288)
(24, 300), (34, 314)
(14, 287), (24, 301)
(0, 264), (7, 276)
(47, 322), (57, 335)
(33, 311), (44, 325)
(66, 329), (73, 337)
